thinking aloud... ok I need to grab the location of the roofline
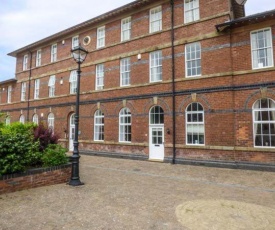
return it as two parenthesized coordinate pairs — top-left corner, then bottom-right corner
(0, 78), (17, 85)
(8, 0), (155, 57)
(216, 9), (275, 32)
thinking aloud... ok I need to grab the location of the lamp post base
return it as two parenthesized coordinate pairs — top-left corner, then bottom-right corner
(69, 154), (84, 186)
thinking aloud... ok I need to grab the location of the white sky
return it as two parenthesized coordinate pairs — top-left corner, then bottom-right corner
(0, 0), (275, 82)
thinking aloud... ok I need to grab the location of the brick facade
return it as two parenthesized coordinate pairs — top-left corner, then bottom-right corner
(1, 0), (275, 169)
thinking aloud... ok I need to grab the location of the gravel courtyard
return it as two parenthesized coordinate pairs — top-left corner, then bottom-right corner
(0, 155), (274, 230)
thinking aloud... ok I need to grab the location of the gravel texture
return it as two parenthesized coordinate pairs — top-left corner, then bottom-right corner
(0, 155), (274, 230)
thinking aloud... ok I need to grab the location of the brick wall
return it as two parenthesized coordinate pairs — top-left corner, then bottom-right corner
(0, 164), (71, 195)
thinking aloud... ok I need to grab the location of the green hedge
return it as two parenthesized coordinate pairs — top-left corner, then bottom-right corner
(0, 122), (68, 176)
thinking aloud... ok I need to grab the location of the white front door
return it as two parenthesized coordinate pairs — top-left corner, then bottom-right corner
(69, 114), (75, 151)
(149, 126), (164, 160)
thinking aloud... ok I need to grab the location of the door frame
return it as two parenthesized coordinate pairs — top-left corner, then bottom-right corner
(149, 125), (165, 161)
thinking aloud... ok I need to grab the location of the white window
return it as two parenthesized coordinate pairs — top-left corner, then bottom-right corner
(121, 17), (131, 41)
(48, 113), (54, 131)
(21, 82), (26, 101)
(150, 6), (162, 33)
(19, 115), (25, 124)
(120, 58), (131, 86)
(33, 114), (39, 125)
(34, 79), (40, 99)
(36, 49), (42, 67)
(7, 85), (12, 103)
(150, 50), (162, 82)
(70, 70), (77, 94)
(186, 102), (204, 145)
(150, 106), (164, 125)
(185, 42), (201, 77)
(48, 75), (55, 97)
(184, 0), (200, 23)
(96, 64), (104, 90)
(253, 98), (275, 147)
(51, 44), (57, 62)
(72, 36), (79, 49)
(94, 110), (104, 141)
(251, 28), (274, 69)
(97, 26), (105, 49)
(5, 116), (10, 125)
(119, 108), (131, 142)
(23, 54), (28, 71)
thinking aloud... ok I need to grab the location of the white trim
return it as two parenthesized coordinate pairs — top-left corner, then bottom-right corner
(149, 6), (162, 33)
(185, 42), (201, 77)
(120, 57), (131, 86)
(250, 27), (274, 70)
(150, 50), (162, 82)
(96, 64), (104, 90)
(48, 75), (56, 97)
(97, 26), (105, 49)
(7, 85), (12, 103)
(36, 49), (42, 67)
(34, 79), (40, 99)
(48, 113), (54, 131)
(69, 70), (77, 94)
(184, 0), (200, 24)
(119, 107), (132, 143)
(51, 43), (57, 62)
(94, 110), (104, 141)
(23, 54), (28, 71)
(21, 82), (26, 101)
(72, 35), (79, 49)
(121, 17), (131, 42)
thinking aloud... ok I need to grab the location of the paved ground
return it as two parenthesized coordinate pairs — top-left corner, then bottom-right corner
(0, 155), (275, 230)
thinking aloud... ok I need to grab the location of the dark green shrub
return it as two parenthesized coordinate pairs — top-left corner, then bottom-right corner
(0, 132), (40, 175)
(42, 144), (68, 167)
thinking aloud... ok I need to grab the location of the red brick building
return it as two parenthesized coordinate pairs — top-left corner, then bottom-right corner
(1, 0), (275, 170)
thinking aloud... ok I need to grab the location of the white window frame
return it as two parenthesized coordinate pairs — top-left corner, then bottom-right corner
(94, 110), (104, 141)
(21, 82), (26, 101)
(72, 36), (79, 49)
(36, 49), (42, 67)
(150, 50), (162, 82)
(48, 75), (56, 97)
(97, 26), (105, 49)
(69, 70), (77, 94)
(150, 106), (164, 125)
(185, 42), (201, 77)
(48, 113), (54, 131)
(51, 44), (57, 62)
(19, 115), (25, 124)
(96, 64), (104, 90)
(186, 102), (205, 145)
(5, 116), (10, 125)
(121, 17), (131, 41)
(251, 28), (274, 70)
(34, 79), (40, 99)
(119, 108), (131, 143)
(7, 85), (12, 103)
(120, 57), (131, 86)
(150, 6), (162, 33)
(23, 54), (28, 71)
(184, 0), (200, 23)
(253, 98), (275, 148)
(33, 114), (39, 125)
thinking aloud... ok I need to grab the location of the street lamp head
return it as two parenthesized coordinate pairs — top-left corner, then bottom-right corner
(71, 43), (88, 64)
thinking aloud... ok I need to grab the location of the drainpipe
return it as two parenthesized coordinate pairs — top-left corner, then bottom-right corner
(170, 0), (176, 164)
(27, 50), (32, 121)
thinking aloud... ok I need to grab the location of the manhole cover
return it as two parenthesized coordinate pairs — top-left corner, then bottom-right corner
(176, 200), (275, 230)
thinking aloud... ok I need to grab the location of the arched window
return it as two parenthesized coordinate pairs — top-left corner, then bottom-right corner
(94, 110), (104, 141)
(253, 98), (275, 147)
(119, 108), (131, 142)
(5, 116), (10, 125)
(186, 102), (204, 145)
(150, 106), (164, 125)
(48, 113), (54, 131)
(19, 115), (25, 124)
(33, 114), (39, 125)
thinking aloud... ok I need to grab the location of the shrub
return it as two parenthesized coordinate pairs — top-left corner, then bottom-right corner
(34, 123), (60, 151)
(42, 144), (68, 167)
(0, 132), (40, 175)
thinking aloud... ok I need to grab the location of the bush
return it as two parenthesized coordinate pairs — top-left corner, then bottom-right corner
(0, 132), (40, 175)
(42, 144), (68, 167)
(34, 123), (60, 151)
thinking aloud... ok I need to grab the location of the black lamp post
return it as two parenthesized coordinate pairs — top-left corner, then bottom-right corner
(69, 44), (88, 186)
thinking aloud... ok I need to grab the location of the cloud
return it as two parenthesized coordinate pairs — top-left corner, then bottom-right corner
(0, 0), (275, 81)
